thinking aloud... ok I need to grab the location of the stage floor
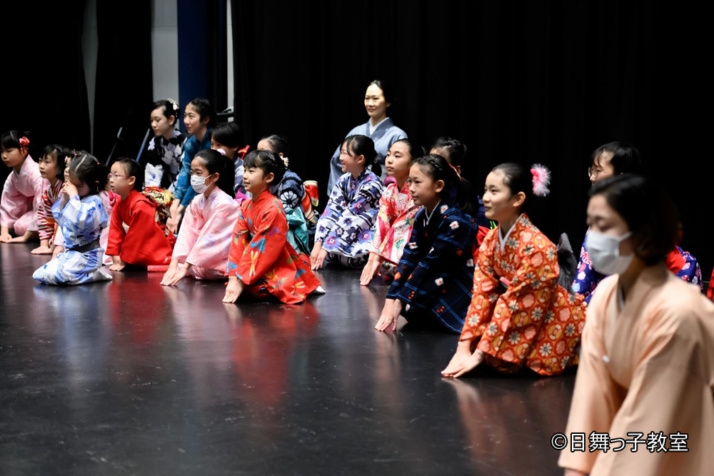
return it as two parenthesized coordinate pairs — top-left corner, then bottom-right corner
(1, 244), (574, 475)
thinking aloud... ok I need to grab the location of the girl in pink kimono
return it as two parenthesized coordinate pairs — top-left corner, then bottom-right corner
(161, 149), (239, 284)
(360, 139), (423, 285)
(1, 131), (46, 243)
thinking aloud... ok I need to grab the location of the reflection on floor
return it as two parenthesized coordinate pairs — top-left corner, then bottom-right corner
(0, 244), (575, 475)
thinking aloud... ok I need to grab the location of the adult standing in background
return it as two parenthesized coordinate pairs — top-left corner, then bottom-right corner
(326, 80), (407, 195)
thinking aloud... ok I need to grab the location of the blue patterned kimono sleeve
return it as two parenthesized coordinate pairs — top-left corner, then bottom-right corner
(53, 195), (108, 248)
(388, 211), (476, 304)
(314, 179), (349, 243)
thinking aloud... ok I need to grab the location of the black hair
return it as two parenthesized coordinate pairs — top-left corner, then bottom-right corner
(413, 154), (476, 213)
(113, 157), (144, 191)
(343, 134), (381, 177)
(591, 141), (643, 175)
(367, 79), (395, 105)
(69, 151), (109, 195)
(259, 134), (291, 157)
(193, 149), (234, 196)
(41, 144), (71, 181)
(1, 130), (32, 152)
(211, 122), (241, 149)
(391, 138), (425, 162)
(187, 97), (217, 128)
(152, 99), (180, 122)
(244, 149), (286, 185)
(490, 162), (552, 214)
(590, 174), (678, 266)
(431, 137), (467, 168)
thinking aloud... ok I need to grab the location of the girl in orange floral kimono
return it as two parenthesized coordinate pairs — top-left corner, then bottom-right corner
(442, 163), (585, 378)
(223, 150), (322, 305)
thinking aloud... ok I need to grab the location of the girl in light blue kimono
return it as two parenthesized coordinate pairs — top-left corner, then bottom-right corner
(327, 80), (407, 194)
(312, 135), (384, 269)
(33, 153), (113, 285)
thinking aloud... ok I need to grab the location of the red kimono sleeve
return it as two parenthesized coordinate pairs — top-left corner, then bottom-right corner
(229, 202), (289, 285)
(105, 198), (125, 256)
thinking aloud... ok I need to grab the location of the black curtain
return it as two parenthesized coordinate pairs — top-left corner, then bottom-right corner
(232, 0), (713, 280)
(94, 0), (153, 163)
(1, 1), (90, 184)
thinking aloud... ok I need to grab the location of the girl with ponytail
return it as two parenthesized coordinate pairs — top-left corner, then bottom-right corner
(311, 135), (384, 269)
(442, 163), (586, 378)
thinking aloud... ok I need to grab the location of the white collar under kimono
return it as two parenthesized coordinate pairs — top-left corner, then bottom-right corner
(498, 214), (523, 252)
(368, 117), (389, 135)
(423, 201), (442, 226)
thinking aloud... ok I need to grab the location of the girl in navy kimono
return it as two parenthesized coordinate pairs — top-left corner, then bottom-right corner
(375, 154), (479, 333)
(327, 80), (407, 194)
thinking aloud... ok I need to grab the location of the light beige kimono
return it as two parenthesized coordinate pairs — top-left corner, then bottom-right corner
(559, 263), (714, 475)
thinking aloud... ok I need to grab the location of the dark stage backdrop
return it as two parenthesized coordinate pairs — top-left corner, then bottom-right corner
(1, 2), (711, 280)
(232, 0), (713, 281)
(94, 0), (153, 163)
(1, 1), (90, 185)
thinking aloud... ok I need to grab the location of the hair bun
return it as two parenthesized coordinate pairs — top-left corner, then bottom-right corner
(530, 164), (551, 197)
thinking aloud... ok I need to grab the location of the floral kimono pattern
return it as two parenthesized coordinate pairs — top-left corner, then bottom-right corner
(270, 168), (310, 255)
(316, 169), (383, 265)
(371, 180), (419, 265)
(461, 214), (586, 376)
(33, 194), (112, 285)
(387, 202), (478, 332)
(227, 190), (321, 304)
(145, 130), (186, 189)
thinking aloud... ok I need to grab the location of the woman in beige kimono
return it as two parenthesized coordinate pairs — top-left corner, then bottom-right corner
(559, 175), (714, 476)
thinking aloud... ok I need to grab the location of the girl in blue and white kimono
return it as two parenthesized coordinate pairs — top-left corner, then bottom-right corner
(312, 135), (384, 269)
(326, 80), (407, 194)
(33, 153), (113, 285)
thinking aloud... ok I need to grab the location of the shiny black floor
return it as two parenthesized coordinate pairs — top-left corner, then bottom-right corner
(1, 244), (574, 475)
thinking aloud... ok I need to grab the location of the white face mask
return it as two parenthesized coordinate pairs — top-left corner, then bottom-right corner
(191, 174), (210, 194)
(586, 231), (633, 275)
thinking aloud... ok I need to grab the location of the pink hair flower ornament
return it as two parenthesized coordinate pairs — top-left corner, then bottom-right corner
(531, 164), (551, 197)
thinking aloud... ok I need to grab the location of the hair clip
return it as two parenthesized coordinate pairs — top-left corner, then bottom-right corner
(167, 98), (179, 111)
(531, 164), (551, 197)
(19, 136), (30, 149)
(282, 156), (289, 168)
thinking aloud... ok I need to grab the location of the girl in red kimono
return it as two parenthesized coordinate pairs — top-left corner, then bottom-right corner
(223, 150), (322, 305)
(106, 158), (173, 270)
(442, 163), (585, 378)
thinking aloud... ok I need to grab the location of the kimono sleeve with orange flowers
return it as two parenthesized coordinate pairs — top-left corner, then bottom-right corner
(460, 214), (585, 376)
